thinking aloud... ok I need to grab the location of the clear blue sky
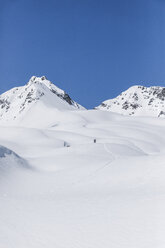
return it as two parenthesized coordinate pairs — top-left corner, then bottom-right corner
(1, 0), (165, 108)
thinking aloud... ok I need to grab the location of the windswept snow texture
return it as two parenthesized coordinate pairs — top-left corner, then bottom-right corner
(0, 145), (30, 176)
(0, 106), (165, 248)
(96, 85), (165, 117)
(0, 76), (84, 123)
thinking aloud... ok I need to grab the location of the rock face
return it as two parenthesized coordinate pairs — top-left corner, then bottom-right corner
(96, 85), (165, 117)
(0, 76), (84, 122)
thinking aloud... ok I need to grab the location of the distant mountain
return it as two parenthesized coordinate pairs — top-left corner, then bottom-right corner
(2, 78), (165, 124)
(0, 76), (84, 123)
(96, 85), (165, 117)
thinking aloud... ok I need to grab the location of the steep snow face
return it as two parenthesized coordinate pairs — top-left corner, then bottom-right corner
(0, 76), (84, 123)
(96, 85), (165, 117)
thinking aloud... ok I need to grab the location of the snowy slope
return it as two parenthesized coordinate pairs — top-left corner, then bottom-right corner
(0, 145), (30, 177)
(0, 109), (165, 248)
(96, 85), (165, 117)
(0, 76), (84, 124)
(1, 79), (165, 248)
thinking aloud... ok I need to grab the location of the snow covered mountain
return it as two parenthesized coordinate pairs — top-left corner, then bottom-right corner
(0, 76), (84, 123)
(96, 85), (165, 117)
(1, 79), (165, 247)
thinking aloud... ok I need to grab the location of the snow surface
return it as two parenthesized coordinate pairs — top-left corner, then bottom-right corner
(0, 80), (165, 247)
(0, 108), (165, 248)
(96, 85), (165, 117)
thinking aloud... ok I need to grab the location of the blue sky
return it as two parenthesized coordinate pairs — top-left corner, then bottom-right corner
(1, 0), (165, 108)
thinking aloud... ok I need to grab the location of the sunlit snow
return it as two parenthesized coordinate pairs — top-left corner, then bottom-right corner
(0, 78), (164, 248)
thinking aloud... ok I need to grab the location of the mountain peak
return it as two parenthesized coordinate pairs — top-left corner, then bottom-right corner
(96, 85), (165, 117)
(29, 75), (47, 82)
(0, 76), (84, 123)
(27, 76), (50, 87)
(28, 76), (40, 84)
